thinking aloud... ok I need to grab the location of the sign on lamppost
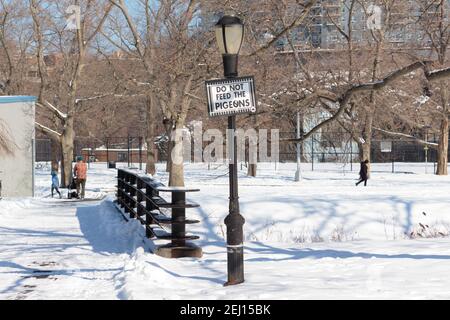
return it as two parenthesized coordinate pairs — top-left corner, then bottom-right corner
(206, 76), (257, 117)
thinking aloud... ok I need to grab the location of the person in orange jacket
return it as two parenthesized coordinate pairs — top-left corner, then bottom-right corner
(73, 156), (88, 199)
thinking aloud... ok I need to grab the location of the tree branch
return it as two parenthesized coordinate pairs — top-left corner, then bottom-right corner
(373, 127), (438, 149)
(285, 61), (450, 143)
(35, 122), (62, 141)
(244, 0), (317, 57)
(36, 102), (67, 121)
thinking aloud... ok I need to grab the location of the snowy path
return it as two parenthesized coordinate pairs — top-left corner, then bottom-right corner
(2, 162), (450, 299)
(0, 198), (135, 299)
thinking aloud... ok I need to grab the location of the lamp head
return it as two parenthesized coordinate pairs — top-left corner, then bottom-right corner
(215, 15), (244, 55)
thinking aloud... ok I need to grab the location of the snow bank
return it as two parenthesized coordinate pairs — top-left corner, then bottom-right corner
(2, 161), (450, 299)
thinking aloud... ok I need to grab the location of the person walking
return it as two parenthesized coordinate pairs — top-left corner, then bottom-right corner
(51, 170), (62, 198)
(356, 159), (370, 186)
(73, 156), (88, 199)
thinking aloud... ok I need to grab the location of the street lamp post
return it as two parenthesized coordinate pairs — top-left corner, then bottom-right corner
(215, 15), (245, 286)
(295, 111), (302, 181)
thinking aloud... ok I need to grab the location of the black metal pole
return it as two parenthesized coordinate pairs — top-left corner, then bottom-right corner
(130, 136), (133, 167)
(350, 137), (353, 172)
(106, 138), (109, 168)
(392, 140), (395, 173)
(223, 54), (245, 286)
(139, 136), (143, 171)
(434, 133), (437, 174)
(127, 135), (131, 168)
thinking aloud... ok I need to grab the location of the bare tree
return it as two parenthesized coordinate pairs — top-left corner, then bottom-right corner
(418, 0), (449, 175)
(105, 0), (168, 176)
(363, 0), (450, 174)
(0, 0), (33, 95)
(31, 0), (112, 186)
(236, 0), (450, 176)
(108, 0), (208, 186)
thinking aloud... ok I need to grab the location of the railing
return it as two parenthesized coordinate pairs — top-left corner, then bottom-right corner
(116, 169), (202, 258)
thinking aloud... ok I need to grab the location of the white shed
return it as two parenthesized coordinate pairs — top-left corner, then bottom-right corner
(0, 96), (36, 198)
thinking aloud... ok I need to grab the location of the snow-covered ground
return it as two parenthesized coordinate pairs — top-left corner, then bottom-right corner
(1, 161), (450, 299)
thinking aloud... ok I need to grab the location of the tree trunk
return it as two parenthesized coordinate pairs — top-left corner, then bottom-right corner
(436, 116), (449, 175)
(164, 119), (173, 173)
(361, 140), (371, 162)
(360, 36), (381, 163)
(166, 139), (173, 173)
(360, 107), (374, 162)
(247, 163), (257, 177)
(169, 123), (184, 187)
(60, 118), (75, 187)
(60, 148), (66, 187)
(146, 138), (156, 175)
(50, 138), (60, 174)
(436, 79), (449, 175)
(145, 95), (156, 175)
(246, 139), (257, 177)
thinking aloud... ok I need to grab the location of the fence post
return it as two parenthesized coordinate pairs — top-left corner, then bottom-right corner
(137, 177), (143, 218)
(171, 192), (186, 248)
(139, 137), (143, 171)
(117, 170), (121, 206)
(129, 174), (136, 218)
(127, 135), (131, 168)
(392, 140), (395, 173)
(123, 173), (130, 213)
(350, 138), (353, 172)
(145, 183), (156, 238)
(115, 169), (202, 258)
(106, 138), (110, 168)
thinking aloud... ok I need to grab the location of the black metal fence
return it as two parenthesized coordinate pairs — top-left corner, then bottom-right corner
(36, 136), (149, 167)
(35, 138), (52, 162)
(279, 131), (449, 165)
(36, 131), (450, 173)
(116, 169), (202, 258)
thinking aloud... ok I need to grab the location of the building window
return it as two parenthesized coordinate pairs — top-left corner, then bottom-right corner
(117, 152), (128, 162)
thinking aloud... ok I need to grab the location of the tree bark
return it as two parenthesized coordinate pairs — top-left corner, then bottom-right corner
(436, 115), (449, 175)
(163, 118), (173, 173)
(247, 164), (257, 177)
(169, 120), (185, 187)
(60, 117), (75, 187)
(50, 138), (60, 172)
(436, 79), (449, 175)
(361, 108), (374, 161)
(145, 94), (156, 175)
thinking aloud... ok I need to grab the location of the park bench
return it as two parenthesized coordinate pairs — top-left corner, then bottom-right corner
(116, 169), (202, 258)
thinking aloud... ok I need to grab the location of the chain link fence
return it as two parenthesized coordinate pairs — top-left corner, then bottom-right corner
(36, 136), (153, 170)
(279, 131), (448, 173)
(36, 131), (449, 174)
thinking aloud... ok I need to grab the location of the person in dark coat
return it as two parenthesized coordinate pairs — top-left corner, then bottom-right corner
(356, 160), (370, 186)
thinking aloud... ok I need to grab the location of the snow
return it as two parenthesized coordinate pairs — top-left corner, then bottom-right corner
(1, 161), (450, 299)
